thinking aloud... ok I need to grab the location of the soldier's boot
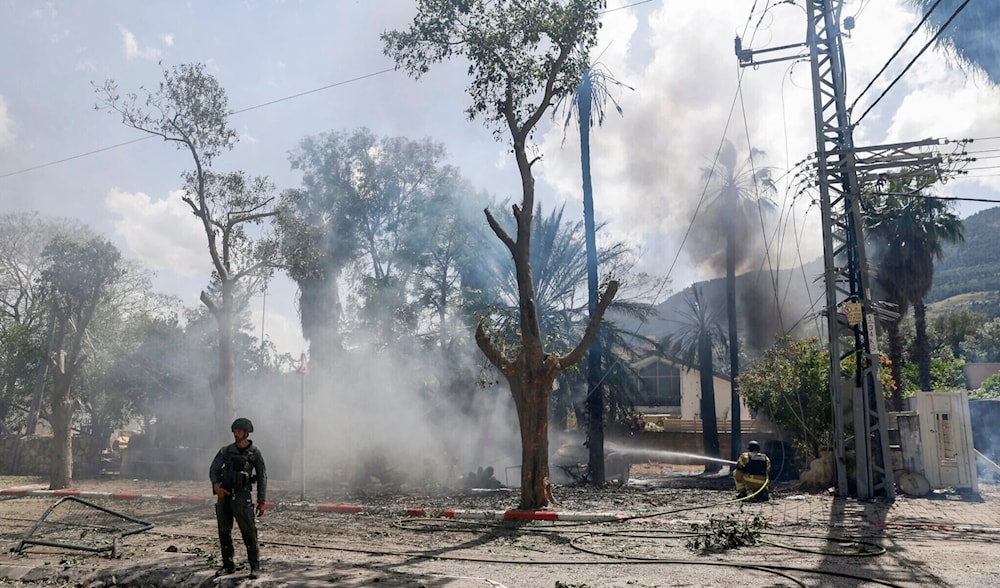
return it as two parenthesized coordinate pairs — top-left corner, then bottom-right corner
(248, 545), (260, 579)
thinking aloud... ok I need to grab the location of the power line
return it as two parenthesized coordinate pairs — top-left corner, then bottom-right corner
(229, 67), (396, 115)
(0, 67), (398, 181)
(0, 136), (153, 180)
(601, 0), (658, 14)
(1, 0), (667, 183)
(661, 0), (779, 286)
(872, 191), (1000, 204)
(849, 0), (944, 112)
(852, 0), (973, 126)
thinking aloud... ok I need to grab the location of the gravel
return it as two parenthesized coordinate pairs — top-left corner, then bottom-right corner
(1, 467), (998, 587)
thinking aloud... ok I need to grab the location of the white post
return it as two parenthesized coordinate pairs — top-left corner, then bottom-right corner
(298, 353), (308, 501)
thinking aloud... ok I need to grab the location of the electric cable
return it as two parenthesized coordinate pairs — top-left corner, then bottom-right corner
(0, 136), (153, 180)
(232, 528), (908, 588)
(580, 54), (756, 405)
(760, 530), (886, 556)
(852, 0), (872, 20)
(852, 0), (973, 127)
(1, 0), (668, 182)
(0, 67), (397, 180)
(583, 26), (794, 469)
(737, 64), (798, 345)
(771, 60), (822, 337)
(17, 487), (979, 588)
(657, 0), (778, 286)
(741, 0), (763, 40)
(869, 192), (1000, 205)
(383, 494), (903, 587)
(600, 0), (658, 14)
(849, 0), (944, 112)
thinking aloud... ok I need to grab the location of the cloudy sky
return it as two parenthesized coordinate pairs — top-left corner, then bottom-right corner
(2, 0), (998, 356)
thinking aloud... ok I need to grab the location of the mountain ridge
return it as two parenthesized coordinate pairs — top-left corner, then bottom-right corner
(623, 206), (1000, 350)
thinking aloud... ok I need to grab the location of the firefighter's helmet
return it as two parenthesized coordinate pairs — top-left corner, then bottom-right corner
(747, 440), (761, 452)
(231, 417), (254, 433)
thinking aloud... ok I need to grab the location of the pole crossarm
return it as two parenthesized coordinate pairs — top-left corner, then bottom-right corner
(791, 138), (972, 191)
(849, 139), (953, 185)
(735, 37), (808, 68)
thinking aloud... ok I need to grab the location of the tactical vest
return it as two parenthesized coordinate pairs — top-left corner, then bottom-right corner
(220, 449), (254, 492)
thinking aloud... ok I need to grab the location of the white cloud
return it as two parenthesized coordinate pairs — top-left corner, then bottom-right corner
(532, 0), (1000, 288)
(74, 58), (97, 72)
(538, 0), (821, 284)
(238, 125), (258, 145)
(106, 188), (307, 355)
(0, 96), (14, 149)
(162, 33), (174, 46)
(104, 188), (209, 277)
(119, 26), (162, 61)
(31, 3), (58, 19)
(251, 301), (307, 357)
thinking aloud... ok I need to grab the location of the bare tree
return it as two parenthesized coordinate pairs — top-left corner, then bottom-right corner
(384, 0), (618, 509)
(96, 63), (280, 431)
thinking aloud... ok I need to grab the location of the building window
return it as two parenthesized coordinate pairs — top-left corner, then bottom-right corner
(639, 361), (681, 406)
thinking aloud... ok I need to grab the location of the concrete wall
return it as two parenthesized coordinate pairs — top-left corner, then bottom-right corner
(0, 435), (101, 477)
(120, 447), (217, 481)
(965, 363), (1000, 389)
(677, 367), (749, 422)
(970, 399), (1000, 463)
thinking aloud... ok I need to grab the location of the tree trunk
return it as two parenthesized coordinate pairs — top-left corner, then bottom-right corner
(724, 208), (741, 464)
(914, 298), (932, 391)
(49, 370), (73, 490)
(209, 286), (236, 433)
(886, 319), (905, 411)
(300, 274), (342, 367)
(510, 370), (553, 510)
(550, 378), (570, 431)
(698, 334), (722, 472)
(578, 71), (605, 486)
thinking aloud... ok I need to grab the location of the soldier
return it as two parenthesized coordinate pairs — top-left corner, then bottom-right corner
(209, 417), (267, 578)
(734, 440), (771, 501)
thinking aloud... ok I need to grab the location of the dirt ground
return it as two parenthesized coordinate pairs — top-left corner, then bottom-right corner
(1, 466), (998, 587)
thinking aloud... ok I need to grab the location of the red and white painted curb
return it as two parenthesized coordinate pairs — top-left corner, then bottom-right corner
(0, 487), (624, 522)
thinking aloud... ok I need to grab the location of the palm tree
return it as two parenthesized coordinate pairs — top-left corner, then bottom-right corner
(476, 204), (655, 446)
(908, 0), (999, 84)
(701, 140), (775, 463)
(555, 60), (631, 484)
(863, 176), (964, 406)
(869, 258), (910, 407)
(663, 287), (727, 472)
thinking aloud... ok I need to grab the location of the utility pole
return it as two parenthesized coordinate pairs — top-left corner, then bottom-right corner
(735, 0), (973, 497)
(297, 353), (309, 501)
(735, 0), (903, 499)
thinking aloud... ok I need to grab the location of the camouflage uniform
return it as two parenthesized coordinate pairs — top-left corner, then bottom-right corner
(209, 439), (266, 572)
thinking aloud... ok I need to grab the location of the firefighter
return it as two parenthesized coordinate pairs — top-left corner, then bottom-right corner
(734, 440), (771, 500)
(209, 417), (267, 578)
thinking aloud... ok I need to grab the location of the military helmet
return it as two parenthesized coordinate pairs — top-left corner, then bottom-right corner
(231, 417), (254, 433)
(747, 440), (761, 452)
